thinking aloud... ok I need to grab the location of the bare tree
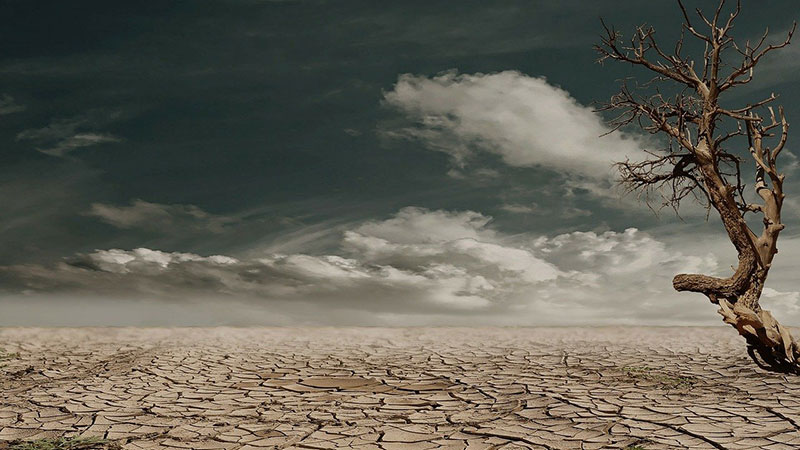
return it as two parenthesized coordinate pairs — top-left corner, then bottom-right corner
(597, 0), (799, 372)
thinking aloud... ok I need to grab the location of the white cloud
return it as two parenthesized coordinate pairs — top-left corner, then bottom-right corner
(350, 207), (495, 244)
(87, 199), (236, 233)
(534, 228), (715, 276)
(762, 287), (800, 315)
(520, 228), (723, 325)
(0, 206), (755, 325)
(383, 70), (645, 185)
(342, 208), (560, 286)
(80, 248), (238, 273)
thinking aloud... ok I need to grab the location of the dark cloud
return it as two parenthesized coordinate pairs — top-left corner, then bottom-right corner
(87, 200), (237, 233)
(16, 111), (124, 157)
(0, 94), (24, 115)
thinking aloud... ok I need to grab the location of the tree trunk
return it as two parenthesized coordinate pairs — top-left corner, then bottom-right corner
(671, 150), (798, 372)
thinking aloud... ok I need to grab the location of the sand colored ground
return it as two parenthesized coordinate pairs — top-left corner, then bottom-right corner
(1, 327), (799, 449)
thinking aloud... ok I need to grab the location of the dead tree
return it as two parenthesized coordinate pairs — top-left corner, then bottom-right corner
(597, 0), (799, 372)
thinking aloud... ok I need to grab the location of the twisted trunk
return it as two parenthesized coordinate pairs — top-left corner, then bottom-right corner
(671, 142), (796, 372)
(672, 147), (762, 305)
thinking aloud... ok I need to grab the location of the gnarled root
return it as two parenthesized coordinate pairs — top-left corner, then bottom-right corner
(716, 298), (800, 374)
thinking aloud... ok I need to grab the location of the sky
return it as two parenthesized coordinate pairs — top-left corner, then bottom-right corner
(2, 0), (800, 326)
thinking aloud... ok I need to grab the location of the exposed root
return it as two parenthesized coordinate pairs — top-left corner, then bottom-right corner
(716, 298), (800, 374)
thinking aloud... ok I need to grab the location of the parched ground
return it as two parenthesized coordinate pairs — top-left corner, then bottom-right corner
(1, 328), (799, 450)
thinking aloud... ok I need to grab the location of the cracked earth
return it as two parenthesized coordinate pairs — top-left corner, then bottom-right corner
(1, 327), (799, 449)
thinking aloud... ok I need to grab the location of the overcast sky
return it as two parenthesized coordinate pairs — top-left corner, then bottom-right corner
(2, 0), (800, 326)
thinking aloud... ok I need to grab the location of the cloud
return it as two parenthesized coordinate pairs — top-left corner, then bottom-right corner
(349, 207), (495, 244)
(762, 287), (800, 316)
(500, 203), (538, 214)
(341, 208), (560, 289)
(36, 133), (121, 157)
(0, 94), (25, 115)
(522, 228), (725, 324)
(500, 202), (592, 218)
(87, 199), (237, 233)
(533, 228), (714, 276)
(16, 113), (122, 157)
(1, 206), (748, 325)
(383, 71), (646, 187)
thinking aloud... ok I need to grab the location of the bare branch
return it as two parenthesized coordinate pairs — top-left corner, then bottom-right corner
(720, 0), (742, 37)
(617, 151), (709, 212)
(721, 22), (797, 91)
(678, 0), (712, 42)
(595, 20), (703, 89)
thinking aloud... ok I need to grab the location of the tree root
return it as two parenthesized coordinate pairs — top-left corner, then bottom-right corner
(716, 298), (800, 374)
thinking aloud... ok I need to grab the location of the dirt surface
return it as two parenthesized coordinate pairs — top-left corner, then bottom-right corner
(1, 327), (799, 449)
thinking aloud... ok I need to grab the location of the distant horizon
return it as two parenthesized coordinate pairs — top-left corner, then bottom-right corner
(0, 324), (737, 329)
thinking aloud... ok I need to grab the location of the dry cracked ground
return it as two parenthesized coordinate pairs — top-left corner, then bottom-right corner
(1, 327), (800, 450)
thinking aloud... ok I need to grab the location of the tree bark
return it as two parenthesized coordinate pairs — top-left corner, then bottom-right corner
(670, 143), (797, 372)
(672, 144), (761, 301)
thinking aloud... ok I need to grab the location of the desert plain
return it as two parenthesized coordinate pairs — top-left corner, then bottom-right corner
(1, 327), (799, 449)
